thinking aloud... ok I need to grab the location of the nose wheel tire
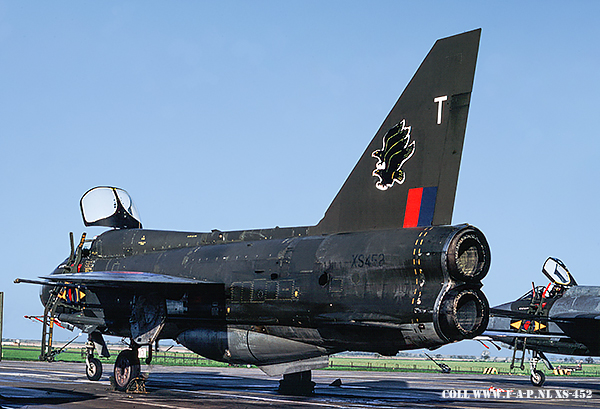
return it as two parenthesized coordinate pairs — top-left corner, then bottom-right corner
(531, 369), (545, 387)
(86, 357), (103, 381)
(113, 349), (141, 391)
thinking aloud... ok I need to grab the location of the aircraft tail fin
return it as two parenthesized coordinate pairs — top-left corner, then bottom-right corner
(310, 29), (481, 235)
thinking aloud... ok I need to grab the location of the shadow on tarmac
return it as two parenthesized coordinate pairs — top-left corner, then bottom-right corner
(0, 386), (98, 407)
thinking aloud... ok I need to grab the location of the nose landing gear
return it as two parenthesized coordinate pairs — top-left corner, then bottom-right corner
(84, 332), (110, 381)
(86, 356), (102, 381)
(529, 350), (552, 387)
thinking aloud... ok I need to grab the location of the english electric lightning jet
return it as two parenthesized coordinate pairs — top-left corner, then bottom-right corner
(16, 29), (490, 395)
(484, 257), (600, 387)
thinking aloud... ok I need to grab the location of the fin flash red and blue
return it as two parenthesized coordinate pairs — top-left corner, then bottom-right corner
(403, 187), (438, 228)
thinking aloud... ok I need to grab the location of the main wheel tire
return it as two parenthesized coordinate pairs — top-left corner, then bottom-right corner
(531, 369), (546, 387)
(114, 349), (141, 391)
(86, 357), (103, 381)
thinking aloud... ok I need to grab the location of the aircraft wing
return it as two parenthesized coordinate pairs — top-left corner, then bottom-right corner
(39, 271), (215, 287)
(479, 331), (570, 341)
(30, 271), (226, 347)
(490, 307), (593, 324)
(551, 313), (600, 320)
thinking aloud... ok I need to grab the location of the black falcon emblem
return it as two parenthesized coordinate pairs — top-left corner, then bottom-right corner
(372, 120), (415, 190)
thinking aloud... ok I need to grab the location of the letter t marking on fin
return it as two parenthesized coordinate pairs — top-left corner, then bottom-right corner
(434, 95), (448, 125)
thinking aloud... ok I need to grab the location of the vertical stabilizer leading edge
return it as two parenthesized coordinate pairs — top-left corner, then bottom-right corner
(310, 29), (481, 235)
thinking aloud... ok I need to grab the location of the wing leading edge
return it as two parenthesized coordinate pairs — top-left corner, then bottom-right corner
(40, 271), (213, 287)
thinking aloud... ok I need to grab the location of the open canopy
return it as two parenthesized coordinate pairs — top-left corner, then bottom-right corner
(542, 257), (576, 287)
(80, 186), (142, 229)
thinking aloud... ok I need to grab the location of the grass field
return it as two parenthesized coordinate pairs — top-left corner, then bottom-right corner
(3, 344), (600, 379)
(1, 345), (228, 367)
(329, 356), (600, 378)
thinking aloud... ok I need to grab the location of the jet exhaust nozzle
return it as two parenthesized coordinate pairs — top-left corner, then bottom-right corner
(437, 285), (489, 341)
(445, 226), (490, 283)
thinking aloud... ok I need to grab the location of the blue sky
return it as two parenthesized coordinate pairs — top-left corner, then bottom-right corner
(1, 1), (600, 358)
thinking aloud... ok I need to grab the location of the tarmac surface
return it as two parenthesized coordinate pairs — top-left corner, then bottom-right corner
(1, 360), (599, 408)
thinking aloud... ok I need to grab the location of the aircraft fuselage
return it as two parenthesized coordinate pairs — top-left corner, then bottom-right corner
(489, 285), (600, 356)
(48, 223), (489, 365)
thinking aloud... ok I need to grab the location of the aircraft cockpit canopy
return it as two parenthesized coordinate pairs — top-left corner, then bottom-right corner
(514, 257), (576, 303)
(542, 257), (576, 287)
(80, 186), (142, 229)
(516, 289), (534, 301)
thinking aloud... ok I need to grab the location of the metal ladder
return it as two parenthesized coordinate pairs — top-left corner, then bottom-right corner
(510, 284), (547, 371)
(40, 287), (62, 361)
(39, 233), (88, 361)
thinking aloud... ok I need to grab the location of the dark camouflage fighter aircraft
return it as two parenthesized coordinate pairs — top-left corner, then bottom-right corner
(483, 257), (600, 387)
(16, 29), (490, 395)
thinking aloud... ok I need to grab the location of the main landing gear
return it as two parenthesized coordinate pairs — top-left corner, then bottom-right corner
(113, 349), (142, 391)
(83, 334), (145, 392)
